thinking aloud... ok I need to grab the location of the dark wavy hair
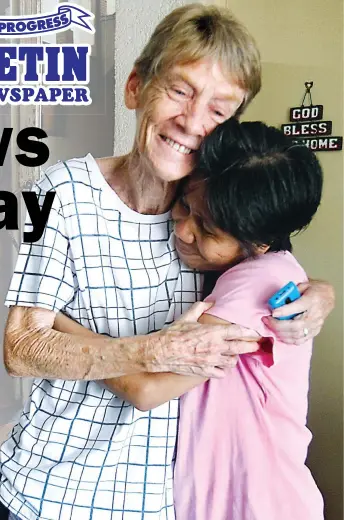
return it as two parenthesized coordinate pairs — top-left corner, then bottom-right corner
(194, 118), (323, 258)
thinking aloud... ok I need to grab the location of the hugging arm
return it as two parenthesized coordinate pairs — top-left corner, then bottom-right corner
(5, 301), (254, 381)
(52, 274), (334, 408)
(53, 306), (257, 410)
(264, 279), (335, 344)
(4, 305), (156, 380)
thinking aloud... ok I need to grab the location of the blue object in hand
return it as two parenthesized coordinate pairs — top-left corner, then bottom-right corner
(268, 282), (301, 320)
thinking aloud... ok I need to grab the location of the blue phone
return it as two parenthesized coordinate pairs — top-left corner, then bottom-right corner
(268, 281), (301, 320)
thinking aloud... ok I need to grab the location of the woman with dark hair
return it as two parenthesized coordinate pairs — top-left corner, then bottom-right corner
(172, 119), (324, 520)
(50, 118), (325, 519)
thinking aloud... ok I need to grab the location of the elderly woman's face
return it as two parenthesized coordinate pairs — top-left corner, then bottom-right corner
(129, 57), (246, 183)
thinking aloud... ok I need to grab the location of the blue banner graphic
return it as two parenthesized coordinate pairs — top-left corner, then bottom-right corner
(0, 3), (94, 38)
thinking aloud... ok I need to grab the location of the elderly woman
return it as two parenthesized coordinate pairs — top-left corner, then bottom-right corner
(1, 4), (333, 520)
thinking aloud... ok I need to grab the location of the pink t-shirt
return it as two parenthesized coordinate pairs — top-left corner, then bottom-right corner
(174, 251), (324, 520)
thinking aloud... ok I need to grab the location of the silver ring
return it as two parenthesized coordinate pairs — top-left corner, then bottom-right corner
(303, 327), (309, 337)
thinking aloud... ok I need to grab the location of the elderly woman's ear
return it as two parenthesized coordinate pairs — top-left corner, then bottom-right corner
(125, 68), (142, 109)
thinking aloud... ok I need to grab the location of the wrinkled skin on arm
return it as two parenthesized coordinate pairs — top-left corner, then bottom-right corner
(53, 303), (259, 410)
(4, 302), (259, 381)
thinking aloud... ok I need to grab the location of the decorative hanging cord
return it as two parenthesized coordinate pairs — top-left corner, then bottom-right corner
(301, 81), (314, 107)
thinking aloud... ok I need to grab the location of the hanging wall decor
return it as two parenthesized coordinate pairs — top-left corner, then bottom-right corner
(281, 82), (342, 152)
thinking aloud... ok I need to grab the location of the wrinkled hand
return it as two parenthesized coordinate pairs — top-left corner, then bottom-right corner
(147, 301), (260, 378)
(262, 280), (335, 344)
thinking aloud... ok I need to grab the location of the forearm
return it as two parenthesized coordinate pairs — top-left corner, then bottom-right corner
(5, 307), (149, 380)
(54, 311), (207, 408)
(104, 372), (207, 411)
(304, 278), (335, 305)
(5, 301), (255, 383)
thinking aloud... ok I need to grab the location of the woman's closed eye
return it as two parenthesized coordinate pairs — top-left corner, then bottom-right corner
(180, 194), (190, 212)
(167, 83), (192, 100)
(198, 218), (215, 236)
(211, 108), (227, 122)
(173, 88), (187, 96)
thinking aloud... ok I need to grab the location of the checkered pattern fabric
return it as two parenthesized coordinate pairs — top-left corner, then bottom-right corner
(1, 154), (202, 520)
(9, 511), (20, 520)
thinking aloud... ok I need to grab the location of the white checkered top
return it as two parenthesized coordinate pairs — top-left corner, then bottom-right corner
(1, 154), (202, 520)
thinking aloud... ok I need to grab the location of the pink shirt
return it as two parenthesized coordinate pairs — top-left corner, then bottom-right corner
(174, 251), (324, 520)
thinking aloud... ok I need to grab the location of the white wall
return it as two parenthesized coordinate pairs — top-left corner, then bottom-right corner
(114, 0), (195, 155)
